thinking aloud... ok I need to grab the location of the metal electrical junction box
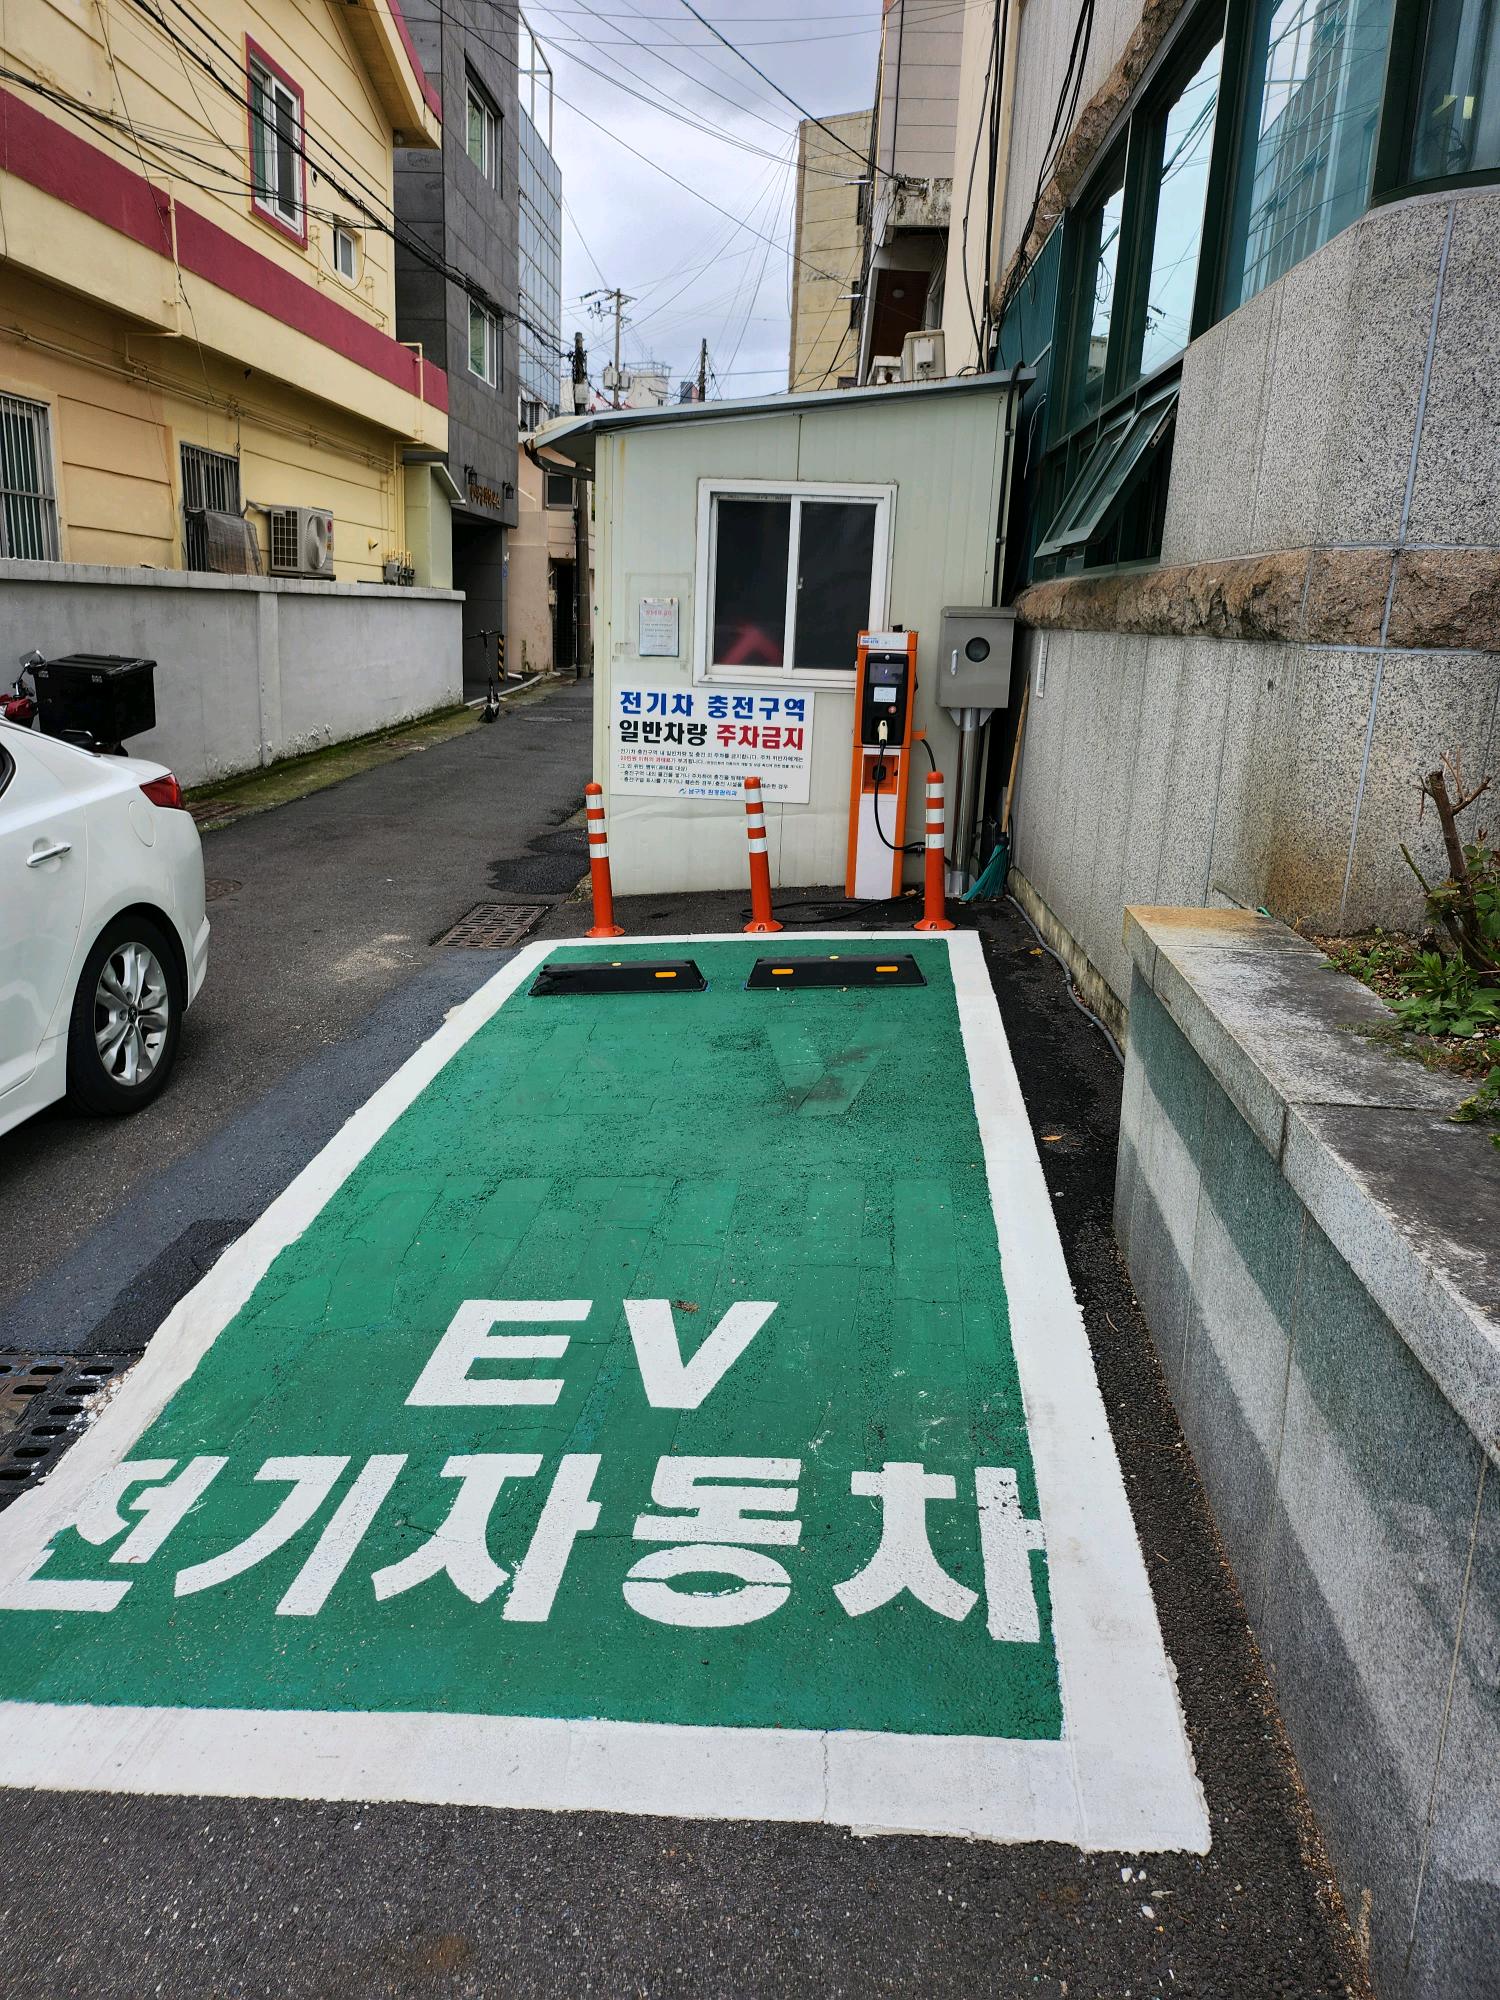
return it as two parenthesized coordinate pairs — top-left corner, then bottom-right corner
(935, 606), (1016, 709)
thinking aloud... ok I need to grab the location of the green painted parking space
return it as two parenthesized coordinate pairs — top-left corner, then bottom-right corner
(0, 934), (1207, 1849)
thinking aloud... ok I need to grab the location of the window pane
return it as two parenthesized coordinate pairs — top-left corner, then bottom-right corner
(792, 502), (877, 671)
(1139, 38), (1223, 375)
(1069, 392), (1178, 544)
(1069, 166), (1125, 428)
(1227, 0), (1394, 309)
(250, 73), (271, 197)
(1039, 411), (1133, 554)
(712, 499), (790, 666)
(470, 304), (489, 378)
(467, 92), (485, 170)
(274, 89), (298, 219)
(1410, 0), (1500, 179)
(1036, 387), (1179, 568)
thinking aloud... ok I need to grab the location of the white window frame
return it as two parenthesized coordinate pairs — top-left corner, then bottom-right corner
(692, 476), (894, 688)
(469, 301), (498, 385)
(248, 57), (304, 235)
(466, 78), (499, 185)
(0, 393), (61, 561)
(332, 226), (358, 282)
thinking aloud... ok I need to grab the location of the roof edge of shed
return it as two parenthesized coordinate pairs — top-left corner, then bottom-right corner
(531, 368), (1032, 472)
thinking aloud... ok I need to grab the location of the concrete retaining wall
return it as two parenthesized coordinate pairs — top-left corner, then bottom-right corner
(1116, 907), (1499, 1999)
(1008, 625), (1500, 1012)
(0, 561), (463, 787)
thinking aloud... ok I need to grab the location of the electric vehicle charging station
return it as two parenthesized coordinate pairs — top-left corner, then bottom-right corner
(845, 628), (919, 900)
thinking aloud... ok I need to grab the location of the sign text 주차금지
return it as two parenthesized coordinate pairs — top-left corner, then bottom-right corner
(610, 683), (815, 802)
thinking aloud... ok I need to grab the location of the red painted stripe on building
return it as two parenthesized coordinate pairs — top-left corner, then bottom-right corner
(0, 86), (449, 415)
(174, 204), (448, 411)
(385, 0), (444, 121)
(0, 86), (172, 255)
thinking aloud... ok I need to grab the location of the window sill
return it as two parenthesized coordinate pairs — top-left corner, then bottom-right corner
(250, 198), (307, 250)
(1371, 168), (1500, 206)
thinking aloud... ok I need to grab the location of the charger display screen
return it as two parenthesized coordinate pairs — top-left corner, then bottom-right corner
(860, 651), (910, 743)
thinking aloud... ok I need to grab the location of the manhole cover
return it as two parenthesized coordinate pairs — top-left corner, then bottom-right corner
(0, 1353), (132, 1508)
(204, 879), (242, 902)
(435, 903), (549, 949)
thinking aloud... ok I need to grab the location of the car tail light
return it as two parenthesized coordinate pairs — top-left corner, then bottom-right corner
(140, 774), (186, 811)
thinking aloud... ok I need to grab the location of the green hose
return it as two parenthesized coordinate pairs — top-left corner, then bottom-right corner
(963, 835), (1011, 902)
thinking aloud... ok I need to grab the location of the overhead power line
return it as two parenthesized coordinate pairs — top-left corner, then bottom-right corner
(671, 0), (891, 178)
(391, 0), (859, 208)
(9, 28), (566, 357)
(530, 0), (793, 143)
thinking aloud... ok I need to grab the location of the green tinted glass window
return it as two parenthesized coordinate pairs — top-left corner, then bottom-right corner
(1139, 37), (1224, 374)
(1225, 0), (1394, 309)
(1068, 166), (1126, 428)
(1408, 0), (1500, 179)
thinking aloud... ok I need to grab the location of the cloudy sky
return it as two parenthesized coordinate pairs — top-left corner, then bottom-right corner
(526, 0), (884, 400)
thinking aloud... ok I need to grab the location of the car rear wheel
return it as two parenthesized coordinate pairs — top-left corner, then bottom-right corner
(66, 913), (183, 1114)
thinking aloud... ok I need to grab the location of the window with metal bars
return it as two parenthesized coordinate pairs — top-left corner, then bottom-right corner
(0, 395), (60, 562)
(181, 444), (243, 570)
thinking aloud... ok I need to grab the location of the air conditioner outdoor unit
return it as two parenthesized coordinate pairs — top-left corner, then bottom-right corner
(900, 329), (946, 382)
(870, 355), (901, 386)
(268, 505), (335, 578)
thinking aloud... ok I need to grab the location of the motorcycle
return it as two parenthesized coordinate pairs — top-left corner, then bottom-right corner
(2, 649), (41, 727)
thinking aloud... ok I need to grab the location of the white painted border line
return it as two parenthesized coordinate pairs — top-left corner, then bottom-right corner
(0, 932), (1208, 1852)
(947, 932), (1207, 1850)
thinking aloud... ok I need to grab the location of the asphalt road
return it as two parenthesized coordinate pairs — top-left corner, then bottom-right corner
(0, 735), (1368, 1999)
(0, 679), (593, 1315)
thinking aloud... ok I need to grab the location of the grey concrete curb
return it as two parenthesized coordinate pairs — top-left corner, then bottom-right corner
(1124, 906), (1500, 1465)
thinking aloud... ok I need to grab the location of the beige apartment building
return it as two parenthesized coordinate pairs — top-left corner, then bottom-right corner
(787, 110), (872, 392)
(508, 446), (591, 676)
(855, 0), (964, 377)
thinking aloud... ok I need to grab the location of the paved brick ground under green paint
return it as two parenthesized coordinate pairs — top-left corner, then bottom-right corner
(3, 940), (1061, 1739)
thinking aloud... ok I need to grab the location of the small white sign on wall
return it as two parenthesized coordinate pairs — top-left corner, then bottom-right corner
(637, 597), (680, 657)
(610, 683), (816, 802)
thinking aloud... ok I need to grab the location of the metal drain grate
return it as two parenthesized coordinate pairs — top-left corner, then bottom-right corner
(0, 1353), (131, 1508)
(436, 902), (549, 949)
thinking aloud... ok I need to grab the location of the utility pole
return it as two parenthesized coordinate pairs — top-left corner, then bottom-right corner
(570, 330), (592, 680)
(582, 288), (633, 408)
(570, 328), (588, 415)
(697, 338), (708, 403)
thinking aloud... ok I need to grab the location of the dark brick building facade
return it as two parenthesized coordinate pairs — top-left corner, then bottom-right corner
(394, 0), (520, 686)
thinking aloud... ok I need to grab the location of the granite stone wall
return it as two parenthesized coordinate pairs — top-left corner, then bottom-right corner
(1005, 183), (1500, 1016)
(1007, 628), (1500, 1007)
(1116, 923), (1499, 2000)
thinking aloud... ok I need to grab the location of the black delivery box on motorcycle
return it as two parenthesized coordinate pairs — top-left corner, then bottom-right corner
(33, 654), (156, 748)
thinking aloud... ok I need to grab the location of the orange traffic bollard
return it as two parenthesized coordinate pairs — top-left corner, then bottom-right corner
(913, 769), (955, 931)
(584, 782), (624, 938)
(742, 775), (783, 933)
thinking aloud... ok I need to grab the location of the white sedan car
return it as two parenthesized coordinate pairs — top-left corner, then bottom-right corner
(0, 721), (209, 1139)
